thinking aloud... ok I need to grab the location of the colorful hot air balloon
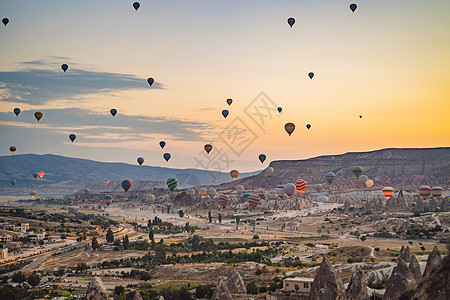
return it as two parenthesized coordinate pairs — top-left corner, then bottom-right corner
(208, 188), (217, 198)
(248, 195), (261, 209)
(314, 183), (323, 192)
(104, 195), (113, 206)
(287, 17), (295, 28)
(163, 153), (171, 162)
(84, 188), (90, 194)
(122, 180), (132, 192)
(10, 179), (16, 187)
(146, 194), (155, 201)
(259, 154), (266, 163)
(199, 188), (208, 198)
(137, 157), (144, 165)
(9, 146), (16, 154)
(110, 109), (117, 117)
(147, 78), (154, 86)
(61, 64), (68, 72)
(38, 171), (45, 178)
(277, 107), (282, 113)
(242, 193), (251, 199)
(159, 141), (166, 149)
(230, 170), (239, 180)
(69, 134), (76, 142)
(306, 124), (311, 130)
(276, 185), (285, 197)
(268, 190), (278, 200)
(30, 191), (37, 199)
(350, 3), (357, 13)
(2, 18), (9, 26)
(34, 111), (43, 122)
(167, 178), (178, 191)
(265, 167), (274, 177)
(236, 185), (244, 195)
(352, 166), (363, 178)
(359, 175), (368, 183)
(431, 186), (443, 198)
(218, 195), (230, 208)
(419, 186), (431, 200)
(295, 179), (307, 194)
(284, 183), (296, 197)
(133, 2), (140, 10)
(204, 144), (213, 154)
(222, 110), (229, 118)
(308, 72), (314, 79)
(186, 189), (195, 197)
(13, 108), (20, 116)
(382, 187), (394, 200)
(32, 172), (38, 179)
(104, 179), (110, 185)
(325, 172), (335, 184)
(285, 123), (295, 136)
(226, 98), (233, 106)
(365, 180), (374, 188)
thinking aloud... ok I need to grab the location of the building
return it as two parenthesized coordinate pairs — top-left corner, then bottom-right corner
(283, 277), (314, 294)
(0, 248), (8, 259)
(0, 234), (13, 243)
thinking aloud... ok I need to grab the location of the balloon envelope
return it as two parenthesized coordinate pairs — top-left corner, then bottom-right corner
(163, 153), (171, 161)
(236, 185), (244, 195)
(199, 188), (208, 198)
(69, 134), (76, 142)
(431, 186), (443, 198)
(285, 123), (295, 136)
(2, 18), (9, 26)
(61, 64), (68, 72)
(204, 144), (213, 154)
(110, 109), (117, 117)
(325, 172), (335, 184)
(10, 179), (16, 187)
(159, 141), (166, 149)
(277, 107), (282, 113)
(222, 110), (229, 118)
(32, 172), (38, 179)
(365, 180), (374, 188)
(306, 124), (311, 130)
(308, 72), (314, 79)
(133, 2), (140, 10)
(230, 170), (239, 180)
(38, 171), (45, 178)
(276, 185), (285, 197)
(186, 189), (195, 197)
(382, 187), (394, 200)
(248, 195), (261, 209)
(207, 188), (217, 198)
(265, 167), (274, 177)
(359, 175), (368, 183)
(146, 194), (155, 201)
(167, 178), (178, 191)
(314, 183), (323, 192)
(287, 17), (295, 27)
(284, 183), (296, 197)
(418, 185), (431, 200)
(350, 3), (357, 12)
(226, 98), (232, 105)
(268, 190), (278, 200)
(13, 108), (20, 116)
(137, 157), (144, 165)
(122, 180), (132, 192)
(352, 166), (363, 178)
(259, 154), (266, 163)
(147, 78), (154, 86)
(30, 191), (37, 198)
(314, 195), (329, 202)
(218, 195), (230, 208)
(34, 111), (43, 122)
(295, 179), (307, 194)
(9, 146), (16, 154)
(104, 195), (113, 206)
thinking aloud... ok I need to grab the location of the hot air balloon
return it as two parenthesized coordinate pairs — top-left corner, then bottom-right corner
(208, 188), (217, 198)
(325, 172), (335, 184)
(218, 195), (230, 208)
(69, 134), (76, 142)
(13, 108), (20, 116)
(308, 72), (314, 79)
(242, 193), (251, 199)
(186, 189), (195, 197)
(382, 187), (394, 200)
(38, 171), (45, 178)
(34, 111), (43, 122)
(352, 166), (363, 178)
(236, 185), (244, 195)
(122, 180), (132, 192)
(9, 146), (16, 154)
(61, 64), (68, 72)
(226, 98), (233, 106)
(159, 141), (166, 149)
(248, 195), (261, 209)
(105, 179), (110, 185)
(365, 180), (374, 188)
(104, 195), (113, 206)
(268, 190), (278, 200)
(285, 123), (295, 136)
(359, 175), (368, 183)
(230, 170), (239, 180)
(277, 107), (282, 113)
(84, 188), (90, 194)
(287, 17), (295, 28)
(10, 179), (16, 187)
(137, 157), (144, 165)
(32, 172), (38, 179)
(431, 186), (443, 198)
(265, 167), (274, 177)
(359, 115), (362, 119)
(314, 195), (329, 202)
(284, 183), (296, 197)
(166, 178), (178, 191)
(147, 78), (154, 86)
(146, 194), (155, 201)
(306, 124), (311, 130)
(418, 186), (431, 200)
(2, 18), (9, 26)
(163, 153), (171, 162)
(314, 184), (323, 192)
(199, 188), (208, 199)
(204, 144), (213, 154)
(276, 185), (285, 197)
(110, 109), (117, 117)
(295, 179), (307, 194)
(350, 3), (357, 13)
(30, 191), (37, 199)
(222, 110), (229, 118)
(133, 2), (140, 10)
(259, 154), (266, 163)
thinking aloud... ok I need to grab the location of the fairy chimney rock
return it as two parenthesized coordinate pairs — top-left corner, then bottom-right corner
(86, 277), (109, 300)
(309, 257), (346, 300)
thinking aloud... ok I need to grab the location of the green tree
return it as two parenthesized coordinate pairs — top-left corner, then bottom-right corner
(218, 213), (222, 223)
(11, 271), (26, 283)
(246, 282), (258, 294)
(360, 235), (367, 242)
(149, 229), (154, 242)
(123, 235), (129, 250)
(76, 262), (88, 273)
(262, 265), (268, 274)
(106, 228), (114, 243)
(236, 215), (240, 230)
(114, 286), (124, 295)
(178, 210), (184, 218)
(92, 237), (99, 251)
(27, 273), (40, 287)
(56, 268), (65, 277)
(208, 211), (212, 223)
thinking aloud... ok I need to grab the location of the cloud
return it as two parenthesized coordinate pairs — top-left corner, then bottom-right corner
(0, 67), (164, 105)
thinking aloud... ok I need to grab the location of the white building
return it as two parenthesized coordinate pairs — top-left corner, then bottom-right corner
(283, 277), (314, 294)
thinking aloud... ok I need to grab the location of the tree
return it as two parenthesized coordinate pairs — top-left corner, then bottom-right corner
(360, 235), (367, 242)
(178, 210), (184, 218)
(208, 211), (212, 223)
(167, 206), (171, 214)
(56, 268), (65, 277)
(246, 282), (258, 294)
(106, 228), (114, 243)
(149, 229), (154, 242)
(236, 215), (240, 230)
(123, 235), (129, 250)
(76, 262), (88, 273)
(11, 271), (26, 283)
(262, 265), (268, 274)
(27, 273), (40, 287)
(92, 237), (99, 251)
(218, 213), (222, 223)
(114, 286), (124, 295)
(61, 234), (67, 240)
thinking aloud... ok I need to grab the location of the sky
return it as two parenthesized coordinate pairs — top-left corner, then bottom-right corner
(0, 0), (449, 173)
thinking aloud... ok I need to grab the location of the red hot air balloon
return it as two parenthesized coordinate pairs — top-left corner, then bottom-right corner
(295, 179), (307, 194)
(38, 171), (45, 178)
(218, 195), (230, 208)
(230, 170), (239, 180)
(122, 180), (132, 192)
(382, 187), (394, 200)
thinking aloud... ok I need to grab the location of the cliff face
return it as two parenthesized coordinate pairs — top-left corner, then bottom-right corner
(220, 148), (450, 190)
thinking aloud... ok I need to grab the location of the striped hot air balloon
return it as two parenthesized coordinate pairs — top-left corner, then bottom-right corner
(352, 166), (363, 178)
(218, 195), (230, 208)
(418, 186), (431, 200)
(248, 195), (261, 209)
(167, 178), (178, 191)
(104, 195), (113, 206)
(382, 187), (394, 200)
(295, 179), (307, 194)
(431, 186), (443, 198)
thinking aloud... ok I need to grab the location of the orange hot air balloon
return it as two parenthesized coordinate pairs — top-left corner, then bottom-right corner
(38, 171), (45, 178)
(418, 185), (431, 200)
(218, 195), (230, 208)
(248, 195), (261, 209)
(230, 170), (239, 180)
(295, 179), (307, 194)
(431, 186), (443, 198)
(382, 187), (394, 200)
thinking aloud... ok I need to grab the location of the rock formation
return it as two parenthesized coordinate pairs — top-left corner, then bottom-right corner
(398, 245), (411, 263)
(211, 278), (233, 300)
(132, 291), (143, 300)
(226, 268), (247, 298)
(85, 277), (109, 300)
(383, 258), (417, 300)
(408, 255), (422, 280)
(346, 267), (368, 300)
(423, 246), (442, 277)
(309, 257), (346, 300)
